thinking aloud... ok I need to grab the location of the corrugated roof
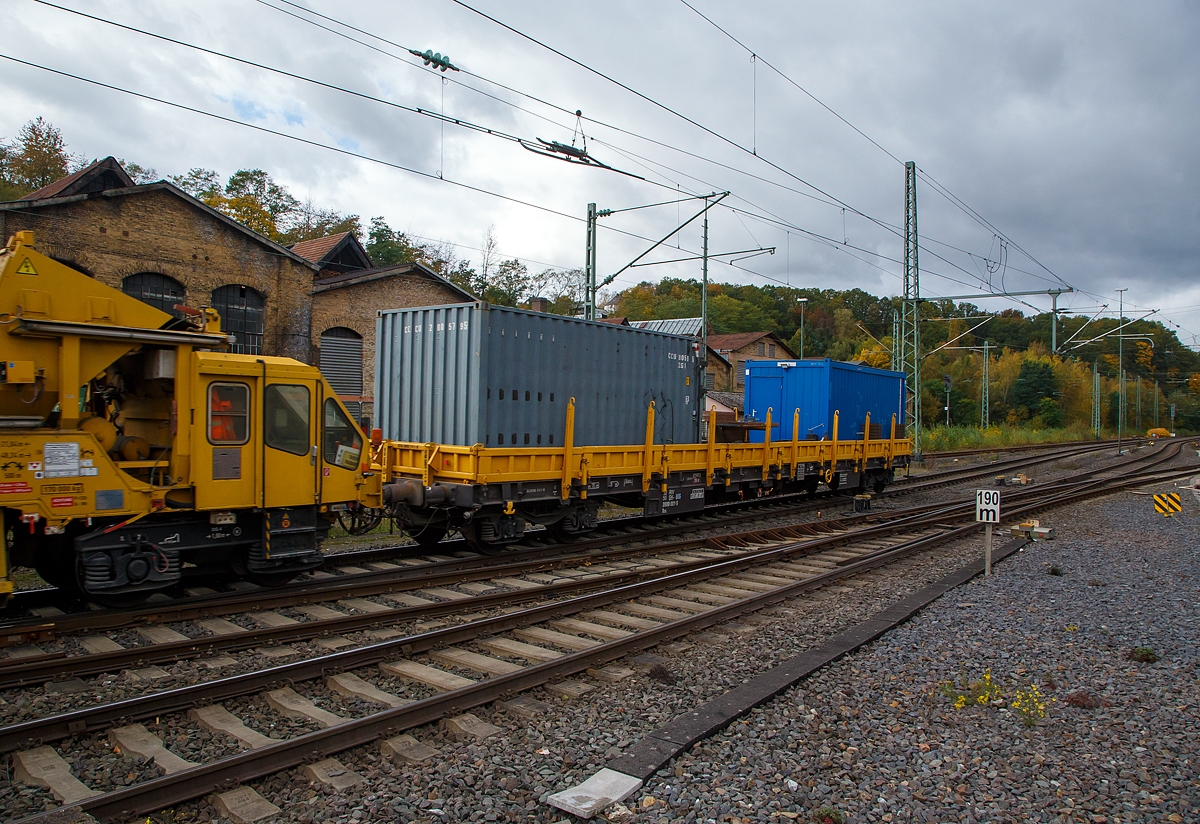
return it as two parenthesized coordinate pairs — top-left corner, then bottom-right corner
(630, 317), (704, 336)
(707, 390), (744, 411)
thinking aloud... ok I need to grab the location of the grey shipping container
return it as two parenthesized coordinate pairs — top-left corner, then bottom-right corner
(375, 303), (702, 447)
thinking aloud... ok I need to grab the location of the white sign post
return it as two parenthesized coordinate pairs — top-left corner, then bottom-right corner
(976, 489), (1001, 576)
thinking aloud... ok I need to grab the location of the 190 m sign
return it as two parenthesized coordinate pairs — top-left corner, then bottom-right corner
(976, 489), (1001, 522)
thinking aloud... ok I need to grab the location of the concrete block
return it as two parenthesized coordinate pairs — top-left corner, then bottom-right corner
(126, 666), (170, 681)
(586, 665), (635, 683)
(197, 618), (247, 636)
(109, 724), (195, 773)
(546, 680), (595, 699)
(498, 696), (550, 719)
(45, 679), (87, 695)
(4, 645), (46, 659)
(296, 605), (345, 621)
(380, 660), (476, 691)
(513, 627), (599, 652)
(381, 734), (439, 763)
(547, 768), (643, 819)
(80, 636), (123, 654)
(13, 746), (98, 804)
(302, 757), (363, 790)
(249, 611), (299, 628)
(326, 673), (411, 708)
(314, 637), (356, 651)
(136, 626), (190, 645)
(265, 687), (346, 728)
(256, 645), (301, 659)
(190, 706), (274, 749)
(338, 598), (390, 613)
(477, 637), (563, 662)
(442, 712), (502, 742)
(428, 647), (521, 676)
(211, 786), (280, 823)
(198, 655), (238, 669)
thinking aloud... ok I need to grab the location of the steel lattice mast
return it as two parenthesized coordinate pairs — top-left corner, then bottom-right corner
(900, 161), (921, 457)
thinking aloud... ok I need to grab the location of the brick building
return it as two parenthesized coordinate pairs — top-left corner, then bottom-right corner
(0, 157), (317, 361)
(296, 232), (472, 423)
(708, 332), (797, 389)
(0, 158), (474, 427)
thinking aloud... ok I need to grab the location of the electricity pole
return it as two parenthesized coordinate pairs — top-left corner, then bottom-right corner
(900, 162), (921, 457)
(1116, 288), (1127, 454)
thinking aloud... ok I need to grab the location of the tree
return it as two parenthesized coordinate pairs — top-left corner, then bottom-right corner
(1, 117), (81, 199)
(170, 168), (224, 204)
(366, 216), (425, 267)
(117, 160), (158, 184)
(223, 169), (300, 237)
(278, 199), (361, 246)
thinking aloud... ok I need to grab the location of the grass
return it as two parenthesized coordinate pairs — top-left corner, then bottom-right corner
(921, 422), (1100, 452)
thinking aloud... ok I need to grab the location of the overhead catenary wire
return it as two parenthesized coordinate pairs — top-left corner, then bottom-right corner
(19, 1), (1195, 344)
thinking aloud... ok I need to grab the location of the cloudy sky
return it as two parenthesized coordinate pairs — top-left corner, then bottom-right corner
(3, 0), (1198, 349)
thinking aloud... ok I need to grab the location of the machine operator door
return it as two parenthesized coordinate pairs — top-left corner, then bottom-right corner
(262, 381), (320, 508)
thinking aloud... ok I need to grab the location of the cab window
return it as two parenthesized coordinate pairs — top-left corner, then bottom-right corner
(264, 384), (310, 456)
(209, 383), (249, 444)
(323, 398), (363, 469)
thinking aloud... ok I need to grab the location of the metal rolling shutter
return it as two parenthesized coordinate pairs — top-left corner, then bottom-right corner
(320, 331), (363, 420)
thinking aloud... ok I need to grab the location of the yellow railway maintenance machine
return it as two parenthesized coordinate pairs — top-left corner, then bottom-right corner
(0, 232), (366, 604)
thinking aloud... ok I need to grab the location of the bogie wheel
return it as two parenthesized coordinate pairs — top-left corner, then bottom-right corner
(338, 507), (385, 535)
(463, 521), (510, 556)
(826, 473), (840, 493)
(408, 523), (449, 548)
(549, 522), (582, 543)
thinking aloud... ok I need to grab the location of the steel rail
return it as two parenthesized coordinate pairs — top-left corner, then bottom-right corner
(0, 440), (1187, 685)
(3, 445), (1192, 753)
(6, 454), (1196, 821)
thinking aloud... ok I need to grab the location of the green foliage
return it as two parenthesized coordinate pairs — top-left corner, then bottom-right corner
(171, 167), (358, 246)
(117, 159), (158, 184)
(0, 117), (82, 199)
(1012, 360), (1057, 413)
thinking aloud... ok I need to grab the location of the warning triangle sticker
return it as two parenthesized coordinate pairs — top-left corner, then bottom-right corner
(15, 257), (37, 275)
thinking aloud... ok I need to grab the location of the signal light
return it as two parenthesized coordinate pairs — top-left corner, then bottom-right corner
(409, 48), (458, 72)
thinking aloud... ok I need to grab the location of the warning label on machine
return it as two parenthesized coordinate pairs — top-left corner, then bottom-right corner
(0, 482), (33, 495)
(43, 442), (81, 478)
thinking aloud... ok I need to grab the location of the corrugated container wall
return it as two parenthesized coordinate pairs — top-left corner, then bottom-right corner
(375, 303), (702, 447)
(743, 359), (907, 442)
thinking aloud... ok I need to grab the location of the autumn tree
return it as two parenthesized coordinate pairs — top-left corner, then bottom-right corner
(0, 117), (82, 199)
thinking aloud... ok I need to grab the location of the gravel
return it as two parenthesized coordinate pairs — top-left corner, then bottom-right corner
(2, 445), (1195, 824)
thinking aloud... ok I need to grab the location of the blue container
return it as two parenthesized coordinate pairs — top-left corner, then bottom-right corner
(743, 359), (906, 442)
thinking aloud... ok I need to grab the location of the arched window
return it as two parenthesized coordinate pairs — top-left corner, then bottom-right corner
(123, 273), (185, 316)
(320, 327), (363, 419)
(211, 284), (265, 355)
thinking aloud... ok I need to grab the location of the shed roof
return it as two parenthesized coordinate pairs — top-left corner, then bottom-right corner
(708, 331), (795, 358)
(630, 317), (705, 336)
(21, 156), (134, 201)
(289, 232), (372, 272)
(707, 390), (744, 411)
(311, 260), (473, 300)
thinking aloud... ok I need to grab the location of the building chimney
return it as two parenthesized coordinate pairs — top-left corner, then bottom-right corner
(530, 296), (549, 313)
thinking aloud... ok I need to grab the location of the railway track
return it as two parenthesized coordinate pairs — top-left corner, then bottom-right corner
(0, 434), (1126, 626)
(2, 438), (1194, 822)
